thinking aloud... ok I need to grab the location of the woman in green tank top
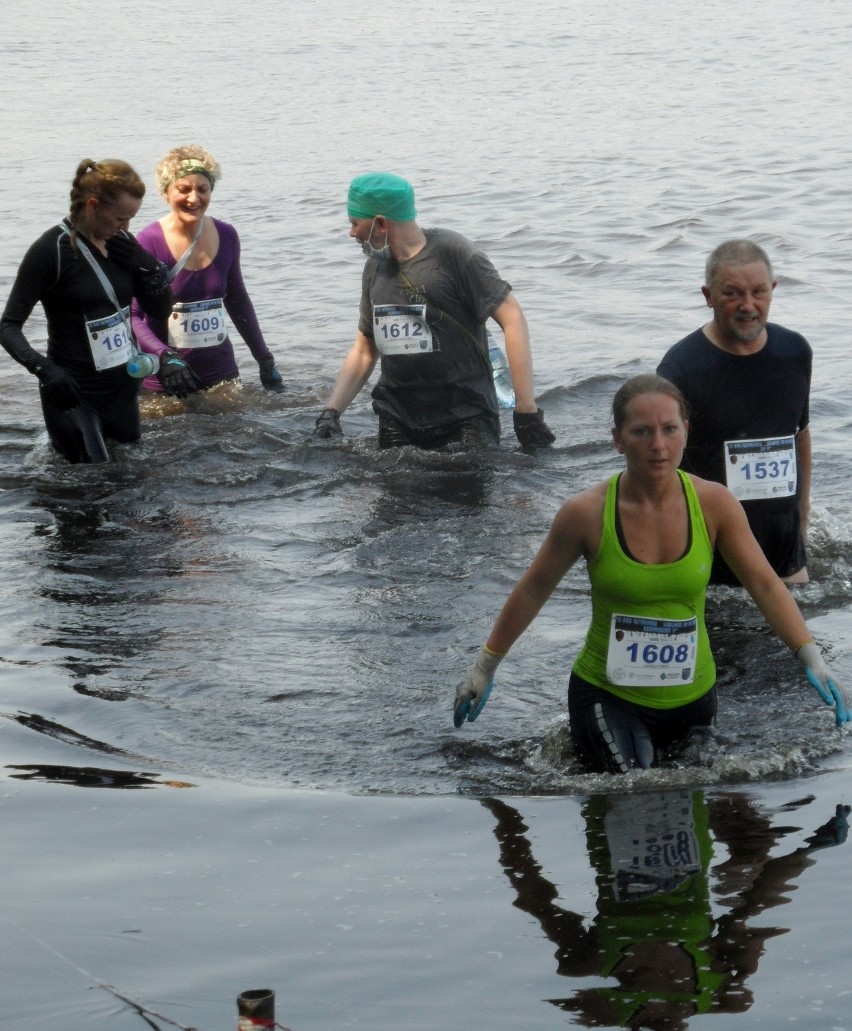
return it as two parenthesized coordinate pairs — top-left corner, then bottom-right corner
(454, 374), (848, 772)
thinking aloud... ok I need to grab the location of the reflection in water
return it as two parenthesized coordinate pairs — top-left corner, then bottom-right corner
(4, 711), (144, 757)
(27, 484), (215, 691)
(363, 450), (497, 534)
(6, 763), (195, 789)
(483, 792), (850, 1029)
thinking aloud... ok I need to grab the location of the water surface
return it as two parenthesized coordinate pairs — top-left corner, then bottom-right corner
(0, 1), (850, 1027)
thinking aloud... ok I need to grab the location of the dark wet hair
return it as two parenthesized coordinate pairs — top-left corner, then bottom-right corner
(67, 158), (146, 250)
(704, 239), (773, 288)
(612, 374), (689, 430)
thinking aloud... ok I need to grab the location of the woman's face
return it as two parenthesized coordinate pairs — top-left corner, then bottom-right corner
(165, 173), (212, 224)
(84, 191), (142, 241)
(612, 392), (688, 478)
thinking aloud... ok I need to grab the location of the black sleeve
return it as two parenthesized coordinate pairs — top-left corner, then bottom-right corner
(131, 261), (174, 322)
(108, 230), (174, 322)
(0, 233), (58, 374)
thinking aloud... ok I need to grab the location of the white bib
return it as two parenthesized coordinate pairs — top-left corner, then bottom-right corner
(605, 792), (701, 899)
(373, 304), (433, 355)
(85, 307), (134, 371)
(168, 298), (228, 350)
(724, 435), (797, 500)
(606, 613), (698, 687)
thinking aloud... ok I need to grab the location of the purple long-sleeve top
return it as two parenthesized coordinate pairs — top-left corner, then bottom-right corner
(130, 217), (274, 391)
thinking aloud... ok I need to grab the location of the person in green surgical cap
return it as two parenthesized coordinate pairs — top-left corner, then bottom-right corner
(313, 172), (555, 451)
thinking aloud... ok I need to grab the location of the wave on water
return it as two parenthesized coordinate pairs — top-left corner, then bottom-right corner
(1, 382), (849, 798)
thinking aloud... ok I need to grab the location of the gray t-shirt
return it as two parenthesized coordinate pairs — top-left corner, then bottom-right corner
(358, 228), (511, 430)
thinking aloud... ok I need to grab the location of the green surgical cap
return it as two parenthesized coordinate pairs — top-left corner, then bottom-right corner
(347, 172), (416, 221)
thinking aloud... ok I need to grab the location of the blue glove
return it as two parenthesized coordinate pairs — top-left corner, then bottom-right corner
(796, 642), (850, 727)
(454, 645), (504, 727)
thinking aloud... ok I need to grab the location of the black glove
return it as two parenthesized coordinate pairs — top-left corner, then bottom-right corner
(159, 351), (201, 399)
(258, 357), (285, 393)
(314, 407), (342, 439)
(806, 804), (850, 849)
(36, 361), (82, 411)
(513, 408), (555, 451)
(107, 232), (170, 294)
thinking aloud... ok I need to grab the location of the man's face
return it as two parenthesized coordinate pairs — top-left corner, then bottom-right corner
(348, 217), (371, 244)
(702, 261), (776, 345)
(349, 216), (387, 249)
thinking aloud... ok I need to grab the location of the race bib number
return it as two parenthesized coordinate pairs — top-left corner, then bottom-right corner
(373, 304), (433, 355)
(85, 308), (133, 371)
(605, 792), (701, 899)
(606, 614), (697, 687)
(168, 298), (228, 350)
(724, 436), (797, 500)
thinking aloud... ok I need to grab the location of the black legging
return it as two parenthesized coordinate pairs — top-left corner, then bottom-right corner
(568, 671), (717, 773)
(40, 379), (141, 464)
(377, 410), (500, 450)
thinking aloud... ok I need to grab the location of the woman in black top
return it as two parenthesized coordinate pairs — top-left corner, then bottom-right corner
(0, 158), (175, 463)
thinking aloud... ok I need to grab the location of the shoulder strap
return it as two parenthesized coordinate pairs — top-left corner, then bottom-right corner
(396, 266), (483, 348)
(59, 223), (138, 353)
(167, 215), (205, 282)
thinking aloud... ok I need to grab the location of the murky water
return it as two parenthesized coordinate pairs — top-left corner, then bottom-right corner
(1, 1), (850, 1028)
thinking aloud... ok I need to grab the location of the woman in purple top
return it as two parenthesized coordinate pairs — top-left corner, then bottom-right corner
(131, 145), (284, 397)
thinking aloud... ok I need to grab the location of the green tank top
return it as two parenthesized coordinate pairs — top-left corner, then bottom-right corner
(588, 791), (727, 1020)
(573, 470), (716, 709)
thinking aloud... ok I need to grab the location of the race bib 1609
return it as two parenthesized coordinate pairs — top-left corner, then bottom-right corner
(168, 298), (228, 350)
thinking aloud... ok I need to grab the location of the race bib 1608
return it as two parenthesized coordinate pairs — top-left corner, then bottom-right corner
(606, 613), (698, 687)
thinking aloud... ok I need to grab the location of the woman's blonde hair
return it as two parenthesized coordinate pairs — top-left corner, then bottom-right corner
(155, 145), (221, 195)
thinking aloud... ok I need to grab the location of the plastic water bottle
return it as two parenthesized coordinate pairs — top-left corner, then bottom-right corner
(488, 342), (515, 409)
(126, 351), (160, 378)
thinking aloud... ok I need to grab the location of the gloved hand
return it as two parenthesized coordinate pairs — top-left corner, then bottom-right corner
(513, 408), (555, 452)
(806, 804), (850, 849)
(159, 351), (201, 399)
(454, 645), (504, 727)
(107, 232), (170, 293)
(258, 357), (285, 393)
(796, 641), (850, 727)
(36, 361), (81, 411)
(314, 407), (342, 439)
